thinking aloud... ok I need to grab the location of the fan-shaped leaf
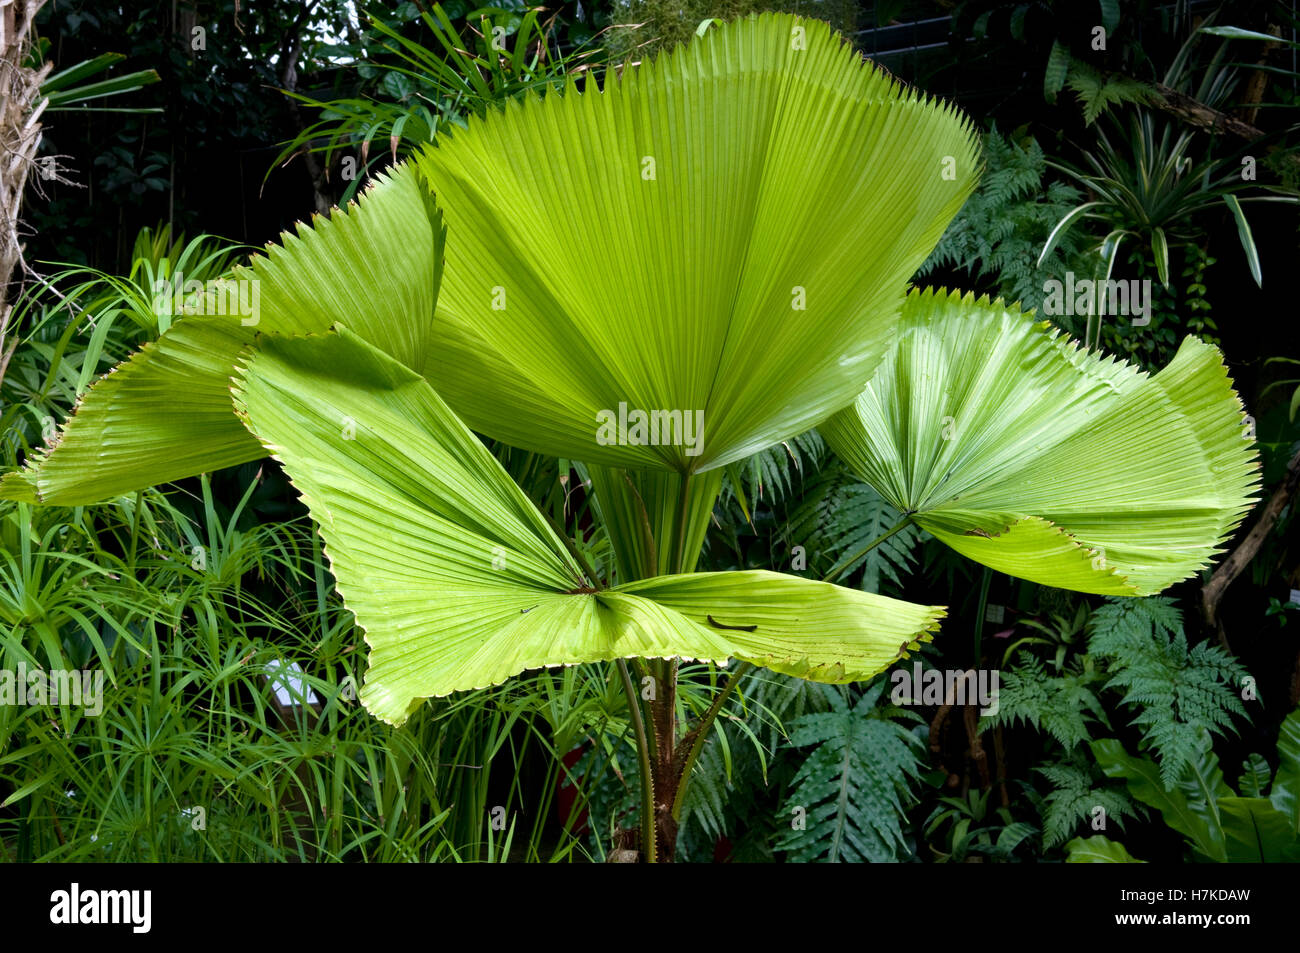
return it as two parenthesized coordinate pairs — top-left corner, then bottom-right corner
(1, 165), (443, 505)
(231, 328), (946, 724)
(413, 12), (980, 472)
(822, 289), (1260, 595)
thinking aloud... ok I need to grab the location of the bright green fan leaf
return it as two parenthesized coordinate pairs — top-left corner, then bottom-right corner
(619, 571), (942, 682)
(1, 165), (443, 506)
(413, 12), (980, 473)
(0, 315), (262, 504)
(231, 328), (944, 724)
(822, 289), (1261, 596)
(231, 165), (445, 371)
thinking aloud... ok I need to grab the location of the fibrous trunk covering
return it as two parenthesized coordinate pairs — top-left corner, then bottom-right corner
(0, 0), (50, 385)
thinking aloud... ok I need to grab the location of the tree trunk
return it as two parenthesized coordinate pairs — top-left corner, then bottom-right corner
(277, 0), (335, 216)
(1200, 446), (1300, 650)
(0, 0), (51, 389)
(648, 661), (680, 860)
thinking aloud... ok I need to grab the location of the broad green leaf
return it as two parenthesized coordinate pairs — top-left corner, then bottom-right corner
(2, 165), (443, 506)
(1064, 835), (1145, 862)
(1218, 797), (1300, 862)
(619, 571), (943, 683)
(0, 316), (262, 504)
(1271, 708), (1300, 831)
(413, 12), (980, 472)
(1174, 729), (1232, 847)
(1092, 738), (1225, 861)
(823, 289), (1261, 596)
(232, 329), (944, 724)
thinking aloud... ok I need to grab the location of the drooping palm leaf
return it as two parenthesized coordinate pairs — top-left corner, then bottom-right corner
(0, 165), (443, 505)
(231, 328), (944, 724)
(0, 315), (262, 504)
(822, 289), (1260, 595)
(413, 12), (980, 473)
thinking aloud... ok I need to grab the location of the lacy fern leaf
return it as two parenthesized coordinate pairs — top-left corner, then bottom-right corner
(1065, 61), (1155, 125)
(1037, 759), (1143, 849)
(785, 468), (919, 593)
(1089, 597), (1248, 786)
(983, 653), (1106, 750)
(918, 128), (1086, 314)
(727, 430), (827, 508)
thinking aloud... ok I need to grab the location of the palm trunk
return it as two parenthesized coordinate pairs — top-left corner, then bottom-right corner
(649, 661), (680, 860)
(0, 0), (50, 390)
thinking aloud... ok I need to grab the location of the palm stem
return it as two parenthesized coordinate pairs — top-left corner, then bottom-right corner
(617, 658), (656, 863)
(671, 661), (754, 821)
(973, 564), (993, 665)
(823, 513), (914, 584)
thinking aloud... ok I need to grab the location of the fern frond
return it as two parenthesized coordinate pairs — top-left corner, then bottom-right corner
(918, 127), (1086, 314)
(982, 653), (1104, 750)
(1036, 758), (1143, 848)
(785, 470), (919, 593)
(725, 429), (827, 507)
(1089, 597), (1248, 786)
(777, 684), (925, 862)
(1065, 60), (1156, 124)
(679, 724), (732, 844)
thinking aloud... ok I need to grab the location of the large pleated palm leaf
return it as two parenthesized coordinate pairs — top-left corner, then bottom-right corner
(0, 163), (444, 505)
(821, 289), (1261, 595)
(412, 11), (981, 472)
(232, 328), (942, 724)
(1, 13), (967, 721)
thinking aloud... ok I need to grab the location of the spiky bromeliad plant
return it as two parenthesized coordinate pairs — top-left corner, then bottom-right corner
(1, 14), (1259, 861)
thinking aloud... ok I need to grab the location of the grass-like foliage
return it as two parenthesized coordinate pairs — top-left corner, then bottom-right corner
(0, 478), (619, 861)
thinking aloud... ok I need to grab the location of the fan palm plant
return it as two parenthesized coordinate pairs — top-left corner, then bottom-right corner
(1, 13), (1259, 861)
(822, 289), (1260, 596)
